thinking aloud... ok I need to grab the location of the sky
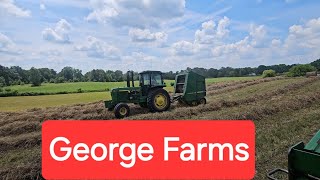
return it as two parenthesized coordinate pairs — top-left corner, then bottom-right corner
(0, 0), (320, 73)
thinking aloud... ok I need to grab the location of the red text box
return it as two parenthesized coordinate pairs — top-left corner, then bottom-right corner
(42, 120), (255, 179)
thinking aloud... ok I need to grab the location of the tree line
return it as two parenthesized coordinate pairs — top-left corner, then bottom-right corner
(0, 59), (319, 87)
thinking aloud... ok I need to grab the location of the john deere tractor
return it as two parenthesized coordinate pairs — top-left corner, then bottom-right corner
(105, 70), (206, 118)
(105, 71), (171, 118)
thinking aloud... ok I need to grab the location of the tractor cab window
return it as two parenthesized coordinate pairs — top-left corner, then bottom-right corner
(142, 74), (150, 85)
(151, 73), (162, 86)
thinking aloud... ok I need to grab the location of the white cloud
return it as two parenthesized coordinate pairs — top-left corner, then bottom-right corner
(195, 17), (230, 44)
(86, 0), (185, 28)
(42, 19), (72, 43)
(0, 0), (31, 17)
(129, 28), (167, 45)
(122, 52), (157, 66)
(75, 36), (121, 59)
(211, 23), (267, 57)
(249, 24), (267, 47)
(0, 33), (14, 51)
(285, 17), (320, 49)
(171, 40), (197, 56)
(212, 37), (252, 57)
(0, 33), (20, 54)
(271, 39), (281, 47)
(209, 17), (320, 67)
(40, 3), (46, 10)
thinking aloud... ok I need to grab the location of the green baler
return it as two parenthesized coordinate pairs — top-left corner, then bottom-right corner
(267, 130), (320, 180)
(172, 71), (206, 105)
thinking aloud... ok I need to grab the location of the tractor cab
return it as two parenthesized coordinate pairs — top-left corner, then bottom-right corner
(139, 71), (165, 96)
(139, 71), (165, 87)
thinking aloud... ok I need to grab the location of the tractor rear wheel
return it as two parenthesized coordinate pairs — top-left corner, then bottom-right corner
(114, 103), (130, 118)
(147, 88), (171, 112)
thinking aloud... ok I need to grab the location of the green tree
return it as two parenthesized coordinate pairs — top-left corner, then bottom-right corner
(287, 64), (317, 77)
(262, 70), (276, 78)
(0, 76), (5, 87)
(29, 67), (42, 86)
(114, 70), (124, 82)
(58, 66), (73, 82)
(311, 59), (320, 70)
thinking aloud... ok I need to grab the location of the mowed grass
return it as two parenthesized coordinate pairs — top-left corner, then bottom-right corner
(0, 77), (260, 112)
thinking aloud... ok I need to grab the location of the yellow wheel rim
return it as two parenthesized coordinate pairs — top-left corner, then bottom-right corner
(154, 93), (167, 109)
(119, 107), (127, 116)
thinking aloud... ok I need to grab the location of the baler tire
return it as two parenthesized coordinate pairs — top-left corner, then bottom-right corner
(147, 88), (171, 112)
(114, 103), (130, 119)
(199, 98), (206, 105)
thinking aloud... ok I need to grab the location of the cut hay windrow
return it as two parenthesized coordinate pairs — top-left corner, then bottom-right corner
(237, 91), (320, 120)
(0, 132), (41, 152)
(0, 121), (40, 137)
(130, 77), (319, 120)
(207, 77), (284, 95)
(207, 79), (254, 91)
(206, 77), (282, 91)
(0, 164), (41, 180)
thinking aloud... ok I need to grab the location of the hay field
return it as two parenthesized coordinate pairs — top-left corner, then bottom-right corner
(0, 76), (319, 179)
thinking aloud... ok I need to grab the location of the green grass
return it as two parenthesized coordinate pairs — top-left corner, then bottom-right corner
(0, 77), (260, 111)
(0, 92), (109, 111)
(7, 77), (260, 94)
(8, 81), (172, 94)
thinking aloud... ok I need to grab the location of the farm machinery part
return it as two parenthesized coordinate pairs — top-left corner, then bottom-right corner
(104, 70), (206, 118)
(267, 130), (320, 180)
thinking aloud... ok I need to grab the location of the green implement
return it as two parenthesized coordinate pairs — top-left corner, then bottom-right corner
(267, 130), (320, 180)
(172, 71), (206, 106)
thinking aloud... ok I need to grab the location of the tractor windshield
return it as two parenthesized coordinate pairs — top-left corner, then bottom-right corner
(139, 72), (163, 86)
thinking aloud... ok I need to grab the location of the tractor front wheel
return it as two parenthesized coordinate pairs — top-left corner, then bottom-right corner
(114, 103), (130, 118)
(147, 88), (171, 112)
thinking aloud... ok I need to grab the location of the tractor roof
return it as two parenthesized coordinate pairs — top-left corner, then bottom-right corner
(139, 70), (162, 74)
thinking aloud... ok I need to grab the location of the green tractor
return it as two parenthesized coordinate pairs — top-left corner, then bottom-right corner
(105, 70), (206, 118)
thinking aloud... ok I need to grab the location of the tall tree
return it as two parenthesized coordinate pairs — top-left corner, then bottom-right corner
(29, 67), (42, 86)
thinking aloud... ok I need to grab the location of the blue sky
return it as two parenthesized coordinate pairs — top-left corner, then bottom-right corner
(0, 0), (320, 72)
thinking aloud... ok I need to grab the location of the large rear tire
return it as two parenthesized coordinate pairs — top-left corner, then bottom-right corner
(147, 88), (171, 112)
(114, 103), (130, 118)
